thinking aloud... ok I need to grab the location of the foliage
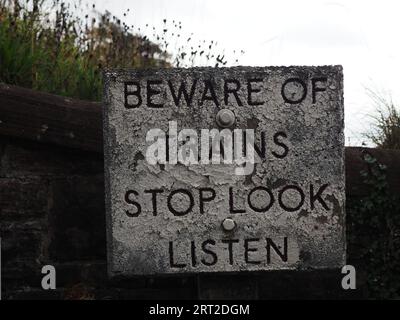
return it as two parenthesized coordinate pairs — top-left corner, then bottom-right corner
(347, 151), (400, 299)
(0, 0), (239, 101)
(137, 18), (242, 68)
(366, 88), (400, 149)
(0, 0), (170, 100)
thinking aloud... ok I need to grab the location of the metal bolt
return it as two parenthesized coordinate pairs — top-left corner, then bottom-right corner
(222, 218), (236, 232)
(216, 109), (235, 128)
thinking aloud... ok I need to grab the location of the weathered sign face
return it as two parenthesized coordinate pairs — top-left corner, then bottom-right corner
(103, 66), (345, 277)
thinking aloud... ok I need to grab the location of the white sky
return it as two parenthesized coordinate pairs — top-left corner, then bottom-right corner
(78, 0), (400, 146)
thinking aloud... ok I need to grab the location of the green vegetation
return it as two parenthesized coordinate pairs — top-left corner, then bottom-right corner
(366, 88), (400, 149)
(0, 0), (171, 100)
(347, 152), (400, 299)
(0, 0), (234, 101)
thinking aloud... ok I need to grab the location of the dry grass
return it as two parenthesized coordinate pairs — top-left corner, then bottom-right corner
(366, 88), (400, 149)
(0, 0), (239, 101)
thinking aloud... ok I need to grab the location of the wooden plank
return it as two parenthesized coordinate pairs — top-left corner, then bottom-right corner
(0, 83), (103, 153)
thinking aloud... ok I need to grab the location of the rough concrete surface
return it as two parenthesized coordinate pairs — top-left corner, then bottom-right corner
(103, 66), (345, 276)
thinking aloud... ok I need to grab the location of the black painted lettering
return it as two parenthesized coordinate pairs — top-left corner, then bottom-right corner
(229, 187), (246, 213)
(147, 80), (164, 108)
(222, 239), (239, 265)
(165, 134), (170, 162)
(266, 237), (288, 263)
(310, 184), (330, 210)
(272, 131), (289, 159)
(168, 80), (197, 106)
(278, 185), (305, 212)
(124, 82), (142, 108)
(248, 186), (274, 212)
(253, 131), (266, 159)
(124, 190), (141, 217)
(244, 238), (261, 264)
(199, 188), (216, 214)
(209, 140), (226, 160)
(144, 189), (163, 216)
(200, 80), (219, 106)
(247, 78), (264, 106)
(191, 241), (197, 267)
(281, 78), (307, 104)
(169, 241), (186, 268)
(167, 189), (194, 216)
(201, 240), (218, 266)
(311, 77), (327, 103)
(224, 79), (242, 106)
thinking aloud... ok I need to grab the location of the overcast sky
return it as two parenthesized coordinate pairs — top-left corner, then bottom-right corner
(78, 0), (400, 146)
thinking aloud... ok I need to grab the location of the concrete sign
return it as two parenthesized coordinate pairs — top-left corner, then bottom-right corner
(103, 66), (345, 277)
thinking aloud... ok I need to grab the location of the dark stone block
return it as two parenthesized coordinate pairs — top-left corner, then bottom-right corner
(0, 136), (103, 178)
(1, 220), (45, 290)
(257, 270), (364, 299)
(2, 261), (43, 290)
(48, 175), (106, 262)
(0, 178), (48, 220)
(1, 220), (44, 264)
(52, 261), (108, 287)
